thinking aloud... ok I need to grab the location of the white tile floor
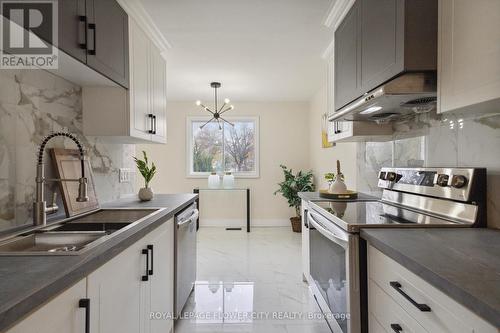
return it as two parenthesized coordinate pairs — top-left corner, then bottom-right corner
(174, 227), (332, 333)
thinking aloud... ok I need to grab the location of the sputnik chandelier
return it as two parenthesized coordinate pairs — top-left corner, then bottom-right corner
(196, 82), (234, 130)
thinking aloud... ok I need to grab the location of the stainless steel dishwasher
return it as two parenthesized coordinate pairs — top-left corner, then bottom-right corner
(174, 203), (199, 318)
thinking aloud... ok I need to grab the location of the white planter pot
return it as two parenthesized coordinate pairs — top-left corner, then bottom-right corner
(208, 173), (220, 189)
(222, 173), (235, 189)
(328, 179), (347, 194)
(138, 187), (154, 201)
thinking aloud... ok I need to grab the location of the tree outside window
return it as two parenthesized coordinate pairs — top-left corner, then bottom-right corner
(188, 117), (259, 177)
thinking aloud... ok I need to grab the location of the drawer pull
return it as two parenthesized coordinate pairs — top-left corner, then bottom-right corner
(79, 298), (90, 333)
(390, 281), (431, 312)
(142, 248), (149, 281)
(391, 323), (403, 332)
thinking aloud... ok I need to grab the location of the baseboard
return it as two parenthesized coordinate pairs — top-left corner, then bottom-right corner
(200, 218), (290, 227)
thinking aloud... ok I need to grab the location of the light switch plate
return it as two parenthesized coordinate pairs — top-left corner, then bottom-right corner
(119, 168), (132, 183)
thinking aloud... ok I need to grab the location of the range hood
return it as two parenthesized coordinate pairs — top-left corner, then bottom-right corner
(329, 72), (437, 123)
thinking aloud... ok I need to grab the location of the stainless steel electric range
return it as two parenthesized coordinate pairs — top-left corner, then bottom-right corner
(306, 167), (486, 333)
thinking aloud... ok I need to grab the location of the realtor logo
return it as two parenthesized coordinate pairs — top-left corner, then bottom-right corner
(0, 0), (58, 68)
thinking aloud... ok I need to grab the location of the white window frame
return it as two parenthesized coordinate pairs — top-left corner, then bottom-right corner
(186, 116), (260, 178)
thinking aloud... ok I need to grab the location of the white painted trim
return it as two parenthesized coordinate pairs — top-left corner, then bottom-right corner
(200, 219), (291, 227)
(323, 0), (356, 29)
(321, 38), (335, 60)
(186, 116), (260, 178)
(117, 0), (172, 53)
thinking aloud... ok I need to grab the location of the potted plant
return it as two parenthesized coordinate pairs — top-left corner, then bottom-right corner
(274, 165), (315, 232)
(134, 151), (157, 201)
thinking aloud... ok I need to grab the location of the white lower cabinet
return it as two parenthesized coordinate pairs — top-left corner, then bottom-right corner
(367, 244), (497, 333)
(146, 222), (175, 333)
(5, 220), (175, 333)
(88, 219), (174, 333)
(368, 279), (427, 333)
(87, 235), (146, 333)
(5, 279), (87, 333)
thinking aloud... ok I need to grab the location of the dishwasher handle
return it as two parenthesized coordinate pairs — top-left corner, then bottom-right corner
(177, 209), (199, 228)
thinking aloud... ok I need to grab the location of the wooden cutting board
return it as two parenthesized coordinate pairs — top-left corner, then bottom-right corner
(50, 148), (99, 217)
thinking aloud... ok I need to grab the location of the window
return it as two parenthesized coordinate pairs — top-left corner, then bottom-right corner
(187, 116), (259, 178)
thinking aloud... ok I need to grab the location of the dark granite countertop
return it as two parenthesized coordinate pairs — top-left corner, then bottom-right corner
(298, 191), (378, 202)
(0, 193), (197, 332)
(361, 228), (500, 328)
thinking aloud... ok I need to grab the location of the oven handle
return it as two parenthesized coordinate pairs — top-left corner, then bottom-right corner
(307, 211), (348, 246)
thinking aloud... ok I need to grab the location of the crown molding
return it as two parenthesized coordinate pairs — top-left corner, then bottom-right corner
(323, 0), (356, 29)
(117, 0), (172, 53)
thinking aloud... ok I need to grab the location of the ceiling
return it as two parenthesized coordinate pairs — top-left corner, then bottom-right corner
(141, 0), (334, 102)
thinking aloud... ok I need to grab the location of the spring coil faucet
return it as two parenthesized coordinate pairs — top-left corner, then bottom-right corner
(34, 132), (89, 226)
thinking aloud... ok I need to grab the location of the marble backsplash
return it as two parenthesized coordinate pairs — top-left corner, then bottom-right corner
(0, 69), (135, 231)
(356, 110), (500, 229)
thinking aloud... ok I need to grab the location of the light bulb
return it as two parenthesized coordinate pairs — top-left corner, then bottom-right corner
(224, 98), (230, 104)
(196, 100), (201, 106)
(230, 105), (234, 110)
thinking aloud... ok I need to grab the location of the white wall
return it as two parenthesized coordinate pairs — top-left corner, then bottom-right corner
(137, 101), (310, 227)
(308, 84), (357, 191)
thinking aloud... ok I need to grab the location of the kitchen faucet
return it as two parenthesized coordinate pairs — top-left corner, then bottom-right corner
(33, 132), (89, 226)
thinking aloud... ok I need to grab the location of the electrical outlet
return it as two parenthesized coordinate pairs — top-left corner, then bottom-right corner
(119, 168), (132, 183)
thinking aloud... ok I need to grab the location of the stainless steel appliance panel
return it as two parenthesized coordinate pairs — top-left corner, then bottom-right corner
(175, 204), (199, 317)
(308, 210), (360, 333)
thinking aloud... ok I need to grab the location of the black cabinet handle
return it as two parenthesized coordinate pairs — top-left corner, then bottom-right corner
(142, 248), (149, 281)
(147, 244), (154, 276)
(303, 209), (309, 228)
(391, 324), (402, 332)
(152, 115), (157, 134)
(78, 16), (87, 49)
(390, 281), (431, 312)
(79, 298), (90, 333)
(148, 114), (154, 134)
(334, 121), (341, 134)
(87, 23), (96, 55)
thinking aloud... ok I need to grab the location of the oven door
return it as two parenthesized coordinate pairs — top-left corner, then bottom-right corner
(308, 210), (360, 333)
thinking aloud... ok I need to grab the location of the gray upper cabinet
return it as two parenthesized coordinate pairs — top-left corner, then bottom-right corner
(334, 1), (361, 110)
(58, 0), (87, 64)
(335, 0), (437, 111)
(360, 0), (404, 91)
(86, 0), (129, 88)
(56, 0), (129, 88)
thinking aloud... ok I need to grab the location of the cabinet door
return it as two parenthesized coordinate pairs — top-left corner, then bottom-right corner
(438, 0), (500, 114)
(129, 18), (153, 141)
(58, 0), (87, 63)
(6, 279), (87, 333)
(360, 0), (404, 91)
(87, 239), (148, 333)
(85, 0), (129, 88)
(150, 44), (168, 143)
(334, 0), (361, 110)
(147, 221), (175, 333)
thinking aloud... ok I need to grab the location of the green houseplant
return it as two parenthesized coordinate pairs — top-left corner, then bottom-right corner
(274, 165), (315, 232)
(134, 151), (157, 201)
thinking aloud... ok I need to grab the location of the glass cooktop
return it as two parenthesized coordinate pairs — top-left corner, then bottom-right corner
(310, 200), (461, 232)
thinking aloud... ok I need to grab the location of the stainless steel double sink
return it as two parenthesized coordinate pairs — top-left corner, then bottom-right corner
(0, 208), (163, 256)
